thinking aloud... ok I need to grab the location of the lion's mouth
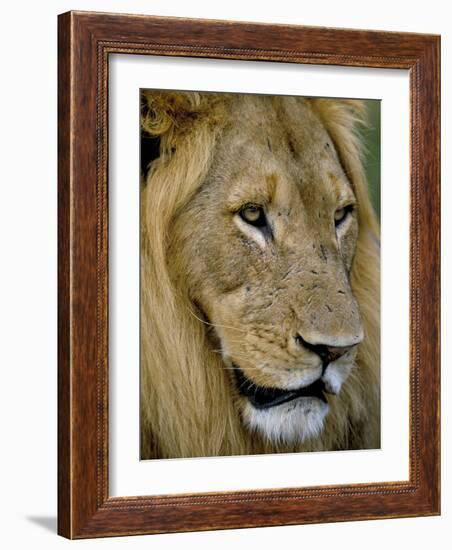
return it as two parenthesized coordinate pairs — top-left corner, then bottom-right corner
(232, 366), (328, 410)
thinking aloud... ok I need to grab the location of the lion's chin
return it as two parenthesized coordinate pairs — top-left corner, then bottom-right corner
(230, 364), (332, 445)
(241, 396), (330, 446)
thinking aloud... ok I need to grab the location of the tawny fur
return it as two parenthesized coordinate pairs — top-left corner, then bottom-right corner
(140, 91), (380, 459)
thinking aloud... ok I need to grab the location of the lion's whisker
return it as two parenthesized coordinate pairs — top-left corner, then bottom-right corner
(187, 307), (275, 340)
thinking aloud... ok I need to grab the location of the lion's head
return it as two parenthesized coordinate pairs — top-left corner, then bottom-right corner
(140, 91), (380, 459)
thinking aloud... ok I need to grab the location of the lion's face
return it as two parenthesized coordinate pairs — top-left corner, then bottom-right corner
(171, 96), (364, 445)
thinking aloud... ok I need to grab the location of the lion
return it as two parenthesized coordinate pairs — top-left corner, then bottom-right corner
(140, 90), (380, 459)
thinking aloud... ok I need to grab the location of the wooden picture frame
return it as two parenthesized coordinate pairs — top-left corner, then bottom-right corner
(58, 10), (440, 539)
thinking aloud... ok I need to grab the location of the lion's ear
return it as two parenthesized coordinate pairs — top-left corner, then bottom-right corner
(141, 91), (225, 170)
(140, 91), (200, 172)
(141, 91), (206, 138)
(337, 99), (367, 120)
(309, 98), (367, 139)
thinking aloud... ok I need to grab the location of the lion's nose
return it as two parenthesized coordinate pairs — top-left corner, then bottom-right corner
(294, 334), (356, 367)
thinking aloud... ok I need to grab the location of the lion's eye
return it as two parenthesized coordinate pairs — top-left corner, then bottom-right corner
(239, 205), (267, 228)
(334, 205), (354, 227)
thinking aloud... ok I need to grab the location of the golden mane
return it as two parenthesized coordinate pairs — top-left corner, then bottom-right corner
(140, 91), (380, 459)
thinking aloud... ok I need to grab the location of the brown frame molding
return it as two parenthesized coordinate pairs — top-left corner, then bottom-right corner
(58, 10), (440, 538)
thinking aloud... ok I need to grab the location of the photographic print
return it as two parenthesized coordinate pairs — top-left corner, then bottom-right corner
(58, 12), (439, 537)
(139, 90), (381, 459)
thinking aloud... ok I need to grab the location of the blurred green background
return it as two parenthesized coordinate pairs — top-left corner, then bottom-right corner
(361, 100), (381, 219)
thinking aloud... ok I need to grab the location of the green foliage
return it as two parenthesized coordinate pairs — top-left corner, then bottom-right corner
(361, 100), (381, 219)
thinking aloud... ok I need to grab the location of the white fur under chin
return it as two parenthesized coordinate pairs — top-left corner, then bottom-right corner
(242, 397), (330, 446)
(240, 360), (355, 445)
